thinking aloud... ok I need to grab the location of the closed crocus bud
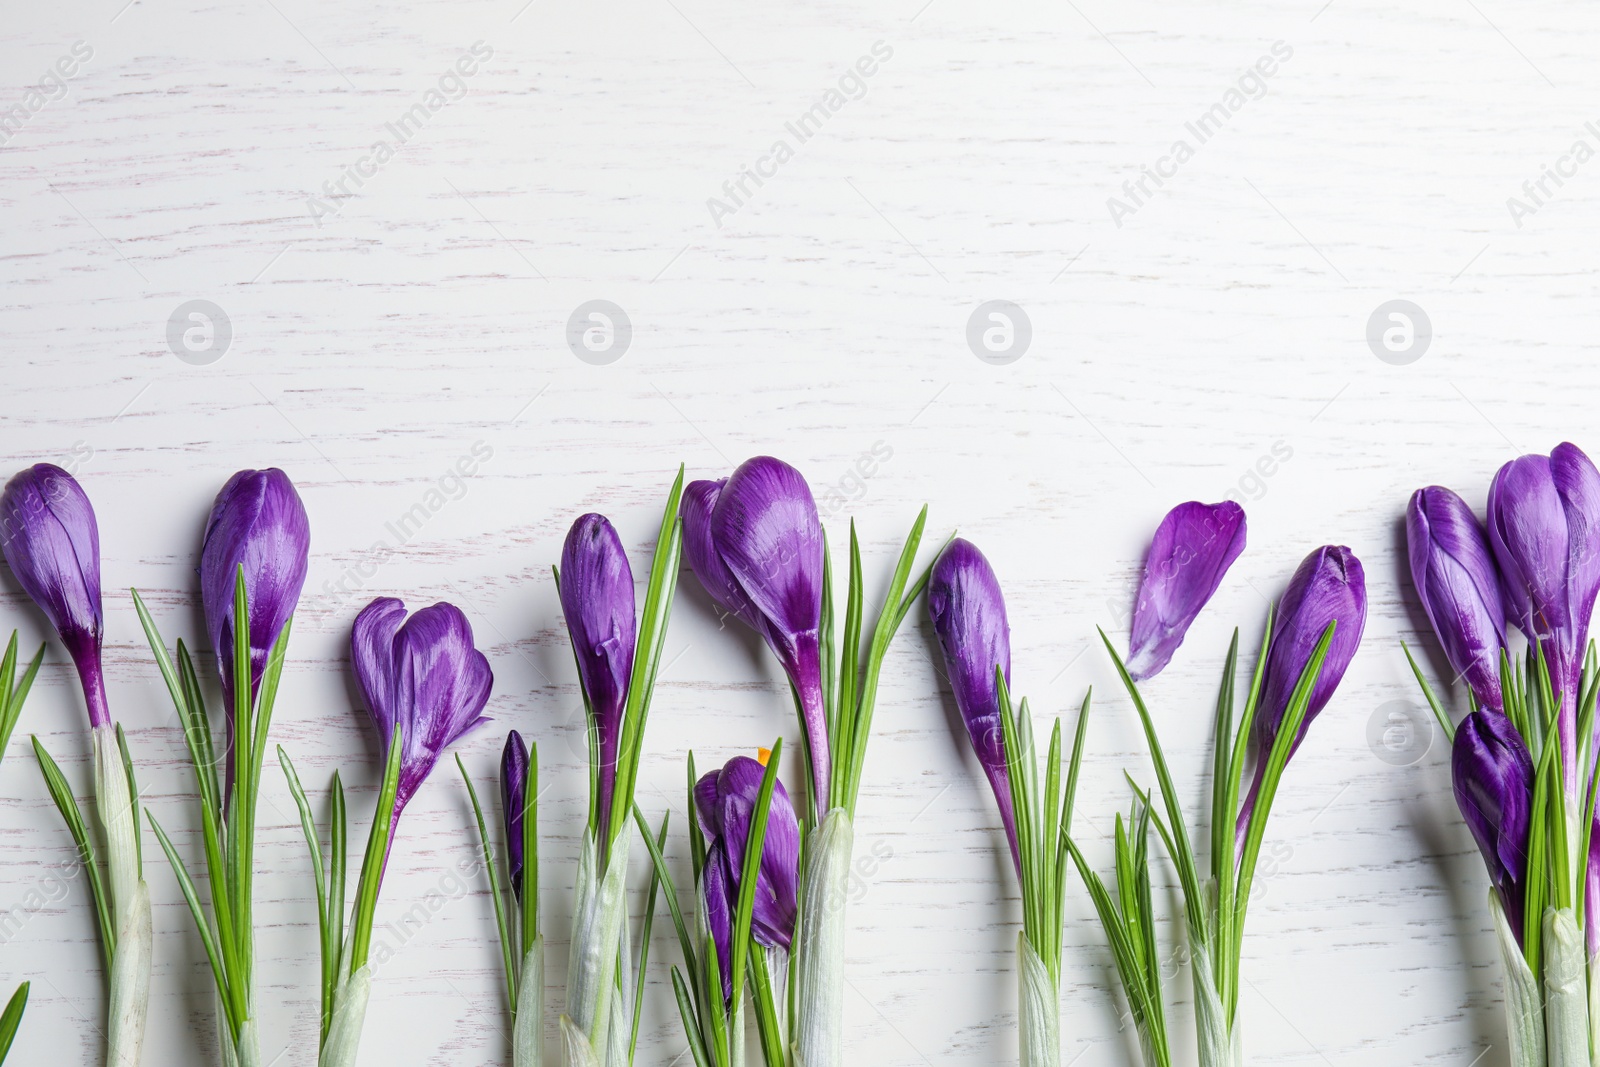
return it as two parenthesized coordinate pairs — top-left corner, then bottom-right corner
(695, 754), (800, 956)
(353, 597), (493, 831)
(926, 537), (1019, 874)
(1406, 487), (1507, 713)
(201, 469), (310, 714)
(1126, 501), (1246, 681)
(1240, 546), (1366, 833)
(1452, 710), (1533, 944)
(501, 730), (531, 901)
(0, 464), (106, 727)
(558, 513), (636, 846)
(686, 457), (829, 816)
(1487, 443), (1600, 737)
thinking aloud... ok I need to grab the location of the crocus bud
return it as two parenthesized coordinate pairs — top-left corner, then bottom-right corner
(352, 597), (492, 829)
(501, 730), (531, 901)
(558, 513), (636, 846)
(694, 754), (800, 957)
(926, 537), (1019, 874)
(0, 464), (106, 727)
(1487, 443), (1600, 749)
(1126, 501), (1246, 681)
(1240, 546), (1366, 833)
(1452, 710), (1533, 944)
(684, 458), (828, 817)
(1406, 487), (1507, 713)
(200, 469), (310, 713)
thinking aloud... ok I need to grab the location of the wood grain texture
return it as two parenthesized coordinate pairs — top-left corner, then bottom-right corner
(1, 0), (1596, 1062)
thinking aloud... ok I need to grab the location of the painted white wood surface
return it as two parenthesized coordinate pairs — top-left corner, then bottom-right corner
(1, 0), (1596, 1062)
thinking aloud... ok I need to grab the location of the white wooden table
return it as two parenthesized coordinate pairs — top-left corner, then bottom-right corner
(1, 0), (1593, 1062)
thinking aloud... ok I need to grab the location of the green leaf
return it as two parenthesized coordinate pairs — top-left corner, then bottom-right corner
(279, 747), (335, 1042)
(349, 728), (403, 972)
(609, 466), (686, 858)
(668, 966), (712, 1067)
(0, 981), (26, 1063)
(147, 813), (233, 1034)
(458, 754), (517, 1013)
(631, 812), (670, 1061)
(31, 737), (113, 964)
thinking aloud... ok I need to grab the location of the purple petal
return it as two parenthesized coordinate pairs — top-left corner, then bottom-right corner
(926, 538), (1019, 874)
(501, 730), (530, 901)
(201, 469), (310, 713)
(352, 597), (493, 823)
(702, 842), (735, 1004)
(1406, 487), (1507, 713)
(706, 458), (829, 816)
(0, 464), (106, 726)
(559, 513), (636, 844)
(712, 755), (800, 951)
(1488, 443), (1600, 786)
(682, 479), (764, 632)
(709, 457), (824, 649)
(1452, 710), (1533, 944)
(1127, 501), (1246, 681)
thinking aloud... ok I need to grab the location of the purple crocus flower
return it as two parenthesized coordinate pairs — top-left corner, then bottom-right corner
(926, 537), (1019, 874)
(1127, 501), (1247, 681)
(684, 458), (828, 818)
(558, 513), (636, 847)
(1239, 546), (1366, 835)
(1406, 487), (1507, 714)
(1487, 443), (1600, 784)
(1452, 710), (1533, 944)
(200, 469), (310, 714)
(501, 730), (531, 901)
(695, 754), (800, 990)
(0, 464), (107, 727)
(352, 597), (493, 831)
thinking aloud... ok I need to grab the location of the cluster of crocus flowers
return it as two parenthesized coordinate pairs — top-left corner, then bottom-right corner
(135, 468), (308, 1067)
(2, 463), (150, 1067)
(556, 471), (685, 1067)
(934, 501), (1366, 1067)
(1405, 442), (1600, 1067)
(279, 595), (493, 1067)
(683, 455), (931, 1067)
(636, 745), (796, 1067)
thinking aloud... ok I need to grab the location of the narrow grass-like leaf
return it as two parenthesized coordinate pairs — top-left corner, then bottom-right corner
(147, 814), (230, 1021)
(0, 982), (26, 1063)
(630, 812), (670, 1061)
(31, 737), (113, 962)
(349, 730), (403, 972)
(458, 754), (516, 1011)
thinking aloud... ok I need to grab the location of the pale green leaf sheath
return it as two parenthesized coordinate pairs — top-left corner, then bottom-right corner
(1017, 934), (1059, 1067)
(565, 835), (631, 1063)
(1491, 892), (1545, 1067)
(514, 938), (545, 1067)
(94, 724), (150, 1067)
(318, 967), (373, 1067)
(793, 810), (853, 1067)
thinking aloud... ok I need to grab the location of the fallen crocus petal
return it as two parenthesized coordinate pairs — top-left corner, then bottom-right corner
(1126, 500), (1246, 681)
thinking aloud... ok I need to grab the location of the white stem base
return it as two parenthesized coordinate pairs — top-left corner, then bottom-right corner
(793, 809), (853, 1067)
